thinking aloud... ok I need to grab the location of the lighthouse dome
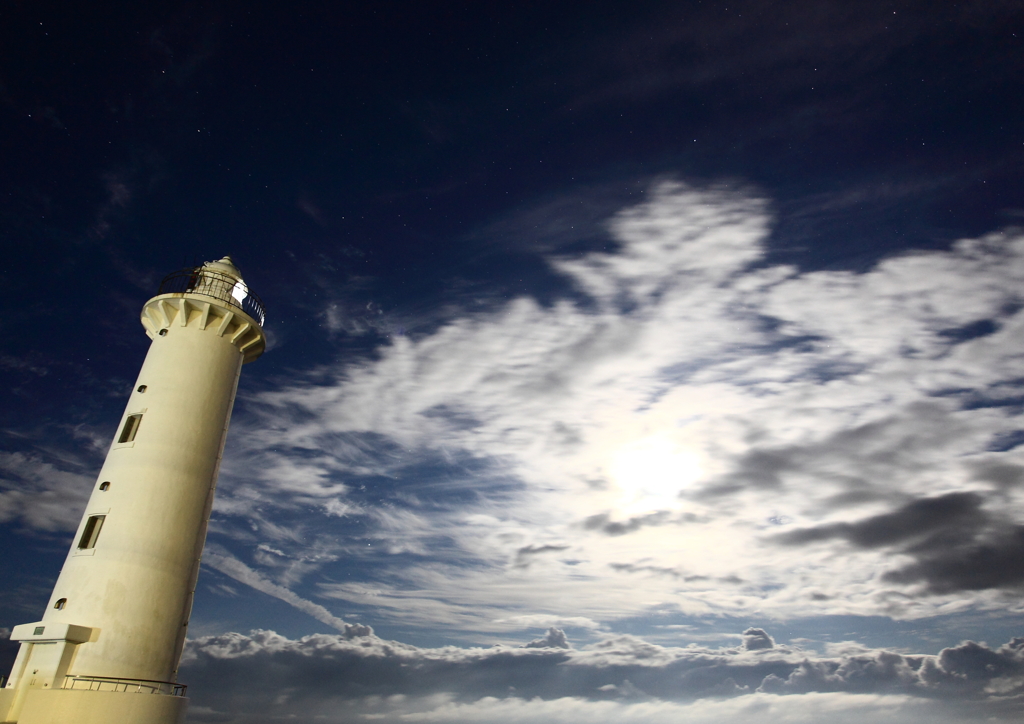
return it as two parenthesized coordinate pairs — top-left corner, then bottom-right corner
(202, 255), (243, 280)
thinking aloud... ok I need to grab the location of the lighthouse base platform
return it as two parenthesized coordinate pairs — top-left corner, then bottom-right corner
(0, 688), (187, 724)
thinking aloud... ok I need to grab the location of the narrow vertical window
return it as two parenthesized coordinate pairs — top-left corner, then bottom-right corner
(99, 482), (110, 491)
(78, 515), (105, 549)
(118, 414), (142, 443)
(54, 598), (67, 610)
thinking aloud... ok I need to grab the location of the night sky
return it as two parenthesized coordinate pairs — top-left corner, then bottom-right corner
(3, 2), (1024, 722)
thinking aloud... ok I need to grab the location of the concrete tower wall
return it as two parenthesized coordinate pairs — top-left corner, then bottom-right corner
(1, 258), (265, 724)
(39, 296), (257, 682)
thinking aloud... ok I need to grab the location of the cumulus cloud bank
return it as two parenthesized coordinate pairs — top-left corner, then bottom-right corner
(179, 627), (1024, 723)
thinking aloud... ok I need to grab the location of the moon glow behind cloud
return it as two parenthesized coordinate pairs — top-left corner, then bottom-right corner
(609, 435), (704, 511)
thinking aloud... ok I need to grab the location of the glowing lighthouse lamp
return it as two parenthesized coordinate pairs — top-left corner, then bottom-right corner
(0, 257), (265, 724)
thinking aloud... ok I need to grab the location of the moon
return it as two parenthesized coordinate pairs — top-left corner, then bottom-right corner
(608, 435), (703, 512)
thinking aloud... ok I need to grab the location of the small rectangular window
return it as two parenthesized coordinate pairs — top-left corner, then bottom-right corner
(118, 414), (142, 443)
(78, 515), (105, 549)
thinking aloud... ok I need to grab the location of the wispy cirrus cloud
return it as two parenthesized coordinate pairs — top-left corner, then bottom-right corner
(0, 451), (92, 533)
(202, 546), (365, 635)
(194, 180), (1024, 636)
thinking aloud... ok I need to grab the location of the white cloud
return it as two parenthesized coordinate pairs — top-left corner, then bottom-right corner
(494, 615), (603, 631)
(178, 628), (1024, 723)
(375, 694), (993, 724)
(0, 451), (92, 532)
(202, 547), (365, 635)
(190, 181), (1024, 632)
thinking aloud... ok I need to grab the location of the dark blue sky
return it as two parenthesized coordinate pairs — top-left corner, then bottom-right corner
(3, 2), (1024, 722)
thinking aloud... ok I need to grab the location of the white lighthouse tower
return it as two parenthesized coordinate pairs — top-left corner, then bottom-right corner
(0, 257), (266, 724)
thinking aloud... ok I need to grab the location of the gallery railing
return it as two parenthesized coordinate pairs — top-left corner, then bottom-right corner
(62, 674), (187, 697)
(158, 267), (266, 327)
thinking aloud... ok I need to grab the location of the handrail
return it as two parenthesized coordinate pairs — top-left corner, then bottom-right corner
(62, 674), (187, 697)
(158, 267), (266, 327)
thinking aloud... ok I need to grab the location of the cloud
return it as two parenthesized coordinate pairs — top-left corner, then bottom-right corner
(774, 492), (987, 549)
(582, 511), (673, 536)
(742, 628), (775, 651)
(492, 615), (603, 631)
(0, 354), (49, 377)
(514, 544), (571, 567)
(881, 525), (1024, 594)
(199, 179), (1024, 634)
(0, 451), (92, 532)
(337, 693), (1001, 724)
(523, 627), (571, 649)
(178, 628), (1024, 723)
(89, 172), (133, 239)
(297, 196), (326, 226)
(202, 547), (368, 635)
(4, 180), (995, 641)
(775, 492), (1024, 594)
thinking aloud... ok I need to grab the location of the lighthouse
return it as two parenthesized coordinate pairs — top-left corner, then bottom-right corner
(0, 257), (265, 724)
